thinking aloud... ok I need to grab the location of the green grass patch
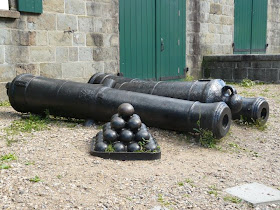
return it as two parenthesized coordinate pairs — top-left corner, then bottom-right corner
(157, 194), (172, 207)
(0, 164), (11, 169)
(1, 153), (17, 161)
(223, 195), (242, 204)
(0, 101), (10, 107)
(240, 79), (256, 87)
(29, 176), (41, 183)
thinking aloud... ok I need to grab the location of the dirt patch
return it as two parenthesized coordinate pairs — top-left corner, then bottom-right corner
(0, 84), (279, 209)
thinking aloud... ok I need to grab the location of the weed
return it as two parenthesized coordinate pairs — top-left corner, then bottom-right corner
(157, 194), (172, 207)
(234, 116), (267, 131)
(208, 185), (219, 197)
(57, 175), (62, 179)
(185, 75), (194, 81)
(223, 195), (242, 204)
(6, 114), (50, 134)
(0, 101), (10, 107)
(105, 144), (115, 153)
(25, 161), (35, 165)
(178, 182), (184, 186)
(240, 79), (256, 87)
(29, 176), (41, 182)
(185, 178), (196, 187)
(0, 164), (11, 169)
(1, 153), (17, 161)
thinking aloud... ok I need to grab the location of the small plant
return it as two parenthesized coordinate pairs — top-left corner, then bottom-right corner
(1, 153), (17, 161)
(240, 79), (256, 87)
(234, 116), (267, 131)
(208, 185), (219, 197)
(157, 194), (172, 207)
(178, 181), (184, 186)
(57, 175), (62, 179)
(185, 75), (194, 81)
(185, 178), (196, 187)
(0, 101), (10, 107)
(223, 195), (242, 203)
(29, 176), (41, 182)
(105, 144), (115, 152)
(0, 164), (11, 170)
(25, 161), (35, 165)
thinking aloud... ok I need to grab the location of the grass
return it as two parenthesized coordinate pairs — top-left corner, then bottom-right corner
(184, 75), (194, 82)
(105, 144), (115, 153)
(0, 164), (11, 169)
(185, 178), (196, 188)
(234, 116), (268, 131)
(1, 153), (17, 161)
(240, 79), (256, 87)
(223, 195), (242, 204)
(208, 185), (219, 197)
(25, 161), (35, 166)
(29, 176), (41, 183)
(157, 194), (172, 207)
(0, 101), (10, 107)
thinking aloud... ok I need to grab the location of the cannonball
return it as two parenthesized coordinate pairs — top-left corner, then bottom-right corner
(111, 116), (126, 131)
(95, 142), (108, 152)
(135, 129), (150, 142)
(118, 103), (135, 120)
(111, 113), (119, 120)
(119, 129), (134, 143)
(113, 142), (126, 152)
(144, 141), (157, 152)
(132, 114), (140, 119)
(127, 116), (142, 132)
(96, 131), (104, 143)
(103, 129), (118, 143)
(102, 122), (111, 132)
(127, 142), (141, 152)
(140, 123), (148, 130)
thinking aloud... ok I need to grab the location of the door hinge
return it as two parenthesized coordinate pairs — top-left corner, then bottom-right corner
(178, 39), (180, 46)
(178, 10), (180, 16)
(178, 67), (180, 74)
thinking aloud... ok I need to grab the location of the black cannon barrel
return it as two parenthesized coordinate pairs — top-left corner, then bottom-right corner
(232, 97), (269, 123)
(88, 73), (270, 123)
(7, 74), (232, 138)
(88, 73), (243, 114)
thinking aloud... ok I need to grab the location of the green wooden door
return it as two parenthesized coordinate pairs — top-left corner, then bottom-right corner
(119, 0), (186, 80)
(234, 0), (268, 54)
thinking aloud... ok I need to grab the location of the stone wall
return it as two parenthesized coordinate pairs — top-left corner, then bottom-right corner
(0, 0), (119, 101)
(202, 54), (280, 83)
(267, 0), (280, 54)
(186, 0), (234, 78)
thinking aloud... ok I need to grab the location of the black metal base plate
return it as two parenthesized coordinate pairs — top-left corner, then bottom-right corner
(90, 139), (161, 161)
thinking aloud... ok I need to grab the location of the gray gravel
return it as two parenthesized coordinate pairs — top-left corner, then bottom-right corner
(0, 84), (279, 209)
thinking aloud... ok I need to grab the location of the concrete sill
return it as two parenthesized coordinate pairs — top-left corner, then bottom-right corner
(0, 9), (20, 19)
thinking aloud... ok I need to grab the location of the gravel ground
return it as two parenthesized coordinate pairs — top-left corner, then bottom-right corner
(0, 84), (279, 210)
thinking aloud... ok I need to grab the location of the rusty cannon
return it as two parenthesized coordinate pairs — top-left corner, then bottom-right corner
(6, 74), (232, 138)
(88, 73), (269, 124)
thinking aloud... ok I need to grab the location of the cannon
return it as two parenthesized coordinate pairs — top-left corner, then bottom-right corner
(6, 74), (232, 138)
(88, 73), (269, 124)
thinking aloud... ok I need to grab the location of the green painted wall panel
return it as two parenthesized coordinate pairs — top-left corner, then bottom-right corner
(18, 0), (42, 13)
(251, 0), (268, 53)
(234, 0), (267, 54)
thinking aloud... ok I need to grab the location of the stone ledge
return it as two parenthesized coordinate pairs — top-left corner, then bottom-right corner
(204, 54), (280, 62)
(0, 9), (20, 19)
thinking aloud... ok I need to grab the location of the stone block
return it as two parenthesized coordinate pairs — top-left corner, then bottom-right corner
(57, 14), (78, 31)
(272, 61), (280, 68)
(56, 47), (69, 62)
(248, 68), (266, 81)
(265, 69), (279, 83)
(0, 29), (12, 45)
(0, 64), (15, 82)
(43, 0), (64, 13)
(40, 63), (62, 79)
(0, 46), (4, 64)
(36, 31), (48, 46)
(102, 18), (118, 33)
(0, 82), (8, 101)
(251, 61), (272, 68)
(86, 2), (103, 17)
(65, 0), (85, 15)
(0, 10), (20, 18)
(79, 47), (93, 61)
(236, 61), (251, 68)
(233, 68), (248, 81)
(62, 62), (85, 78)
(69, 47), (78, 61)
(104, 61), (119, 74)
(15, 64), (39, 75)
(5, 46), (29, 63)
(27, 14), (56, 30)
(48, 31), (72, 46)
(210, 68), (233, 81)
(78, 17), (102, 33)
(0, 18), (25, 30)
(86, 33), (103, 47)
(223, 62), (236, 68)
(93, 47), (118, 61)
(210, 4), (222, 15)
(30, 47), (55, 62)
(85, 62), (104, 78)
(11, 30), (36, 46)
(73, 33), (85, 46)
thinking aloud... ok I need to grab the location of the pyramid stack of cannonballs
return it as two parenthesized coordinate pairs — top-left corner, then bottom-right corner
(93, 103), (159, 153)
